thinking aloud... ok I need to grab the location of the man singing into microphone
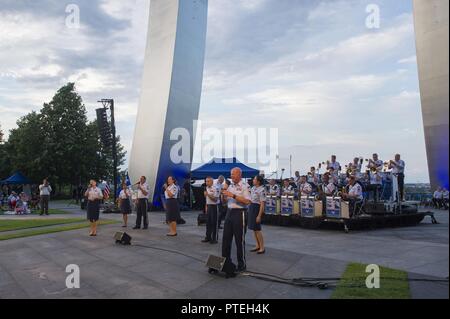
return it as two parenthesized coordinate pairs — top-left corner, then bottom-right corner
(133, 176), (150, 230)
(221, 168), (251, 274)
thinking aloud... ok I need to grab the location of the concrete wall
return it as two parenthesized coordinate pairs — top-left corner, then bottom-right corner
(413, 0), (449, 189)
(129, 0), (208, 205)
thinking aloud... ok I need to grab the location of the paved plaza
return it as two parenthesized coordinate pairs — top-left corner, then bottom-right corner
(0, 203), (448, 299)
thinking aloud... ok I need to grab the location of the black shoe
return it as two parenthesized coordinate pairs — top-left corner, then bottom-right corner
(143, 226), (148, 230)
(237, 266), (247, 273)
(218, 226), (223, 229)
(39, 213), (43, 216)
(201, 238), (210, 243)
(250, 247), (260, 252)
(257, 250), (266, 255)
(132, 226), (140, 230)
(45, 213), (49, 216)
(210, 240), (218, 244)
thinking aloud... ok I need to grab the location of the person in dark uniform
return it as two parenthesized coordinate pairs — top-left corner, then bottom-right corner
(202, 176), (220, 244)
(84, 179), (103, 236)
(118, 181), (132, 228)
(221, 168), (252, 272)
(248, 175), (266, 255)
(165, 176), (180, 236)
(133, 176), (150, 230)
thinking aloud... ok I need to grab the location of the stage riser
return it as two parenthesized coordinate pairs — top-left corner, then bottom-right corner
(262, 213), (427, 231)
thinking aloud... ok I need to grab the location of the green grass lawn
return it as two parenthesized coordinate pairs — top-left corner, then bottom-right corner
(0, 218), (84, 232)
(0, 208), (73, 215)
(0, 219), (118, 241)
(332, 263), (410, 299)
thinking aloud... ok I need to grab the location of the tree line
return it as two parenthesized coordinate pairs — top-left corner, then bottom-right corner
(0, 83), (126, 195)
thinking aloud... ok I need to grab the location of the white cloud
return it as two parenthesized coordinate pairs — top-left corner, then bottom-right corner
(67, 68), (126, 93)
(398, 55), (417, 64)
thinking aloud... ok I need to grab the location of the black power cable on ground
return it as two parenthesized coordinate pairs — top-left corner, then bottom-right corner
(126, 242), (449, 290)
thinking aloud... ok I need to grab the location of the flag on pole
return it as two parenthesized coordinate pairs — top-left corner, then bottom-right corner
(102, 181), (110, 200)
(116, 173), (132, 197)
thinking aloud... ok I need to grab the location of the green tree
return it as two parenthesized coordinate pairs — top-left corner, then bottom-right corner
(0, 124), (11, 178)
(6, 112), (45, 182)
(39, 83), (90, 189)
(2, 83), (126, 194)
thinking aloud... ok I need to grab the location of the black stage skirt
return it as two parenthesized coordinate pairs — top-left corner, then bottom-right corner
(248, 203), (262, 231)
(87, 199), (100, 222)
(120, 198), (132, 215)
(166, 198), (180, 223)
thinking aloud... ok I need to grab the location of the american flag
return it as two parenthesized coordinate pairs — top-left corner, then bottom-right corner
(102, 181), (110, 200)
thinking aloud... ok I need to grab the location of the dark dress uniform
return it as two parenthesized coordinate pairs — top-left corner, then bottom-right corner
(119, 189), (132, 215)
(204, 184), (220, 242)
(165, 184), (180, 222)
(222, 180), (251, 271)
(135, 182), (150, 229)
(86, 187), (103, 222)
(248, 186), (266, 232)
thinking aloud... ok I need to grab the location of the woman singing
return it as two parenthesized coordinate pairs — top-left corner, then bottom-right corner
(165, 176), (180, 237)
(248, 175), (266, 254)
(84, 179), (103, 236)
(118, 181), (132, 228)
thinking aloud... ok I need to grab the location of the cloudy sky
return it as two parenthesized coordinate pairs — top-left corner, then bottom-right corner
(0, 0), (429, 182)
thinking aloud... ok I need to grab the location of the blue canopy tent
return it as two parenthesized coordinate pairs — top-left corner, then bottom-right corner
(190, 158), (260, 180)
(0, 172), (32, 185)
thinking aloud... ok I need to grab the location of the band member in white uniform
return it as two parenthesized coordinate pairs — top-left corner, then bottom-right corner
(248, 175), (266, 255)
(351, 157), (363, 177)
(327, 155), (341, 177)
(165, 176), (180, 237)
(307, 166), (320, 186)
(133, 176), (149, 230)
(267, 179), (280, 196)
(118, 181), (132, 228)
(342, 176), (363, 216)
(321, 173), (336, 197)
(281, 179), (295, 196)
(221, 168), (252, 273)
(202, 177), (220, 244)
(84, 179), (103, 236)
(365, 153), (383, 201)
(388, 154), (406, 201)
(299, 176), (313, 196)
(294, 171), (301, 188)
(367, 153), (383, 172)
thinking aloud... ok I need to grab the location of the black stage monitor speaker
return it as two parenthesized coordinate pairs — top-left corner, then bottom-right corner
(206, 255), (226, 271)
(114, 232), (132, 245)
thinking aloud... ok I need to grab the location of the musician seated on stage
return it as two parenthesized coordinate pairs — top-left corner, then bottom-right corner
(341, 176), (363, 216)
(320, 173), (336, 198)
(328, 167), (338, 184)
(281, 179), (295, 197)
(267, 179), (280, 197)
(307, 167), (320, 185)
(299, 175), (313, 197)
